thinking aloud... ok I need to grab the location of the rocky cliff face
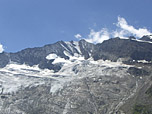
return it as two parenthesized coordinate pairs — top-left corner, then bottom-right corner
(0, 36), (152, 114)
(1, 36), (152, 70)
(0, 40), (95, 71)
(93, 37), (152, 61)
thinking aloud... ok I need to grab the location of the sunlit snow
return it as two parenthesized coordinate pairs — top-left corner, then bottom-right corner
(0, 40), (133, 94)
(0, 57), (132, 94)
(46, 53), (58, 60)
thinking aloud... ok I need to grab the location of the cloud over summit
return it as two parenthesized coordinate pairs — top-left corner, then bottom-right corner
(0, 44), (4, 53)
(85, 28), (109, 44)
(75, 16), (152, 44)
(74, 34), (82, 39)
(117, 16), (152, 38)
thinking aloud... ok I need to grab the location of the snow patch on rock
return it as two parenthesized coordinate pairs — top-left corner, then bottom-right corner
(46, 53), (58, 60)
(0, 55), (133, 94)
(137, 60), (151, 63)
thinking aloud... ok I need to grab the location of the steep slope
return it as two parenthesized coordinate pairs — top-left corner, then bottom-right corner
(118, 75), (152, 114)
(0, 40), (95, 72)
(93, 37), (152, 62)
(1, 37), (152, 70)
(0, 36), (152, 114)
(140, 35), (152, 42)
(0, 60), (142, 114)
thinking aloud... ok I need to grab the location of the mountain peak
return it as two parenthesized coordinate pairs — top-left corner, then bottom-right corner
(0, 37), (152, 71)
(129, 36), (136, 39)
(0, 37), (152, 113)
(140, 35), (152, 41)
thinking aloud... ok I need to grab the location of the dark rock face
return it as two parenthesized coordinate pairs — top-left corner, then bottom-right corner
(79, 39), (95, 59)
(140, 35), (152, 42)
(92, 37), (152, 61)
(129, 36), (136, 40)
(146, 85), (152, 96)
(0, 40), (95, 71)
(38, 59), (61, 72)
(1, 36), (152, 70)
(10, 41), (70, 67)
(127, 67), (150, 77)
(10, 47), (44, 66)
(0, 52), (9, 68)
(0, 36), (152, 114)
(8, 41), (72, 71)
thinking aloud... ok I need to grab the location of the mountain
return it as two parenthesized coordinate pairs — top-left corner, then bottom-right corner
(140, 35), (152, 42)
(93, 37), (152, 62)
(1, 36), (152, 71)
(0, 36), (152, 114)
(0, 40), (94, 72)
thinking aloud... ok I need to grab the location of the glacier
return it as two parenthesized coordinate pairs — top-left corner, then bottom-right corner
(0, 37), (151, 114)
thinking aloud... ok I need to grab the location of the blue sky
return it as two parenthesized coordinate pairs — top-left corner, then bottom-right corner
(0, 0), (152, 52)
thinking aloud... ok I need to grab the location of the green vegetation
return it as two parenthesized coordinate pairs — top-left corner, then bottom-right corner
(133, 105), (151, 114)
(145, 85), (152, 96)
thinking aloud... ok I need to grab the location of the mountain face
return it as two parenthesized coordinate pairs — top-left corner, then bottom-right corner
(93, 37), (152, 62)
(0, 40), (95, 72)
(0, 36), (152, 114)
(1, 36), (152, 71)
(140, 35), (152, 42)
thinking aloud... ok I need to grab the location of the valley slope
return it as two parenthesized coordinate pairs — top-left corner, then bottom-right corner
(0, 36), (152, 114)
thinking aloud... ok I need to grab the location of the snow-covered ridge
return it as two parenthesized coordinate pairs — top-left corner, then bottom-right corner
(0, 57), (132, 94)
(65, 41), (81, 54)
(145, 35), (152, 39)
(0, 63), (54, 94)
(132, 39), (152, 43)
(46, 53), (58, 60)
(119, 37), (152, 43)
(0, 38), (151, 113)
(46, 40), (85, 65)
(46, 47), (85, 65)
(137, 60), (152, 63)
(2, 39), (146, 95)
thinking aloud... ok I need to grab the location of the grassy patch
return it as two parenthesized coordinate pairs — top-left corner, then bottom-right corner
(145, 85), (152, 96)
(133, 105), (151, 114)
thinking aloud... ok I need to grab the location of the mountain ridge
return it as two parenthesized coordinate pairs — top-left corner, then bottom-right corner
(0, 35), (152, 114)
(1, 35), (152, 71)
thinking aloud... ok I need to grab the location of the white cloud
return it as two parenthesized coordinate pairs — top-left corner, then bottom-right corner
(75, 16), (152, 43)
(112, 29), (129, 38)
(117, 16), (152, 37)
(0, 44), (4, 53)
(85, 28), (110, 44)
(74, 34), (82, 39)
